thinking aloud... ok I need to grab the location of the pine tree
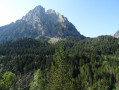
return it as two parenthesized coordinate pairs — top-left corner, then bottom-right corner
(47, 43), (73, 89)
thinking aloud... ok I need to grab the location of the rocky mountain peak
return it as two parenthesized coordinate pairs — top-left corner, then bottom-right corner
(21, 5), (81, 37)
(33, 5), (45, 12)
(0, 5), (84, 43)
(22, 5), (45, 25)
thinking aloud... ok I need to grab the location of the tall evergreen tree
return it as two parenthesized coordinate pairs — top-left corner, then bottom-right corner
(30, 69), (45, 90)
(47, 43), (73, 90)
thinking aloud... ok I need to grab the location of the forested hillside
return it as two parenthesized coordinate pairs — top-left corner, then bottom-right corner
(0, 36), (119, 90)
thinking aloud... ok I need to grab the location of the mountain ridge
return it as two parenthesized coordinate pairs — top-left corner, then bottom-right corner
(0, 5), (84, 43)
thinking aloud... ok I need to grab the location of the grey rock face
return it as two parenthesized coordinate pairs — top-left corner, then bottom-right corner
(22, 5), (80, 37)
(22, 5), (45, 24)
(0, 5), (83, 43)
(114, 30), (119, 38)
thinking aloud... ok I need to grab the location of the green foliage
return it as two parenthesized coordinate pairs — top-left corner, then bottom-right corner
(30, 69), (45, 90)
(0, 71), (17, 90)
(2, 71), (17, 85)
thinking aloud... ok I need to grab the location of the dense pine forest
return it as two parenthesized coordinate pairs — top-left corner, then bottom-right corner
(0, 36), (119, 90)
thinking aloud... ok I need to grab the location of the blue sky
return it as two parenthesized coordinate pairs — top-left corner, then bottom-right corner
(0, 0), (119, 37)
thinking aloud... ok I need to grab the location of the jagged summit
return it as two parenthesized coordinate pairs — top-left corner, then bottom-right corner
(22, 5), (45, 25)
(22, 5), (81, 36)
(22, 5), (67, 24)
(0, 5), (84, 43)
(34, 5), (45, 10)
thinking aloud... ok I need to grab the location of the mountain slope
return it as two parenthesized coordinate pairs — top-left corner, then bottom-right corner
(0, 36), (119, 89)
(0, 5), (84, 43)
